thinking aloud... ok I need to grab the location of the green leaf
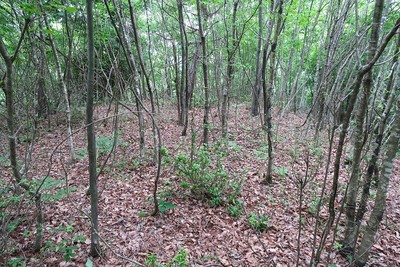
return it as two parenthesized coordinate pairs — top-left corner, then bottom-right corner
(44, 29), (56, 35)
(85, 258), (93, 267)
(158, 199), (176, 213)
(65, 6), (78, 13)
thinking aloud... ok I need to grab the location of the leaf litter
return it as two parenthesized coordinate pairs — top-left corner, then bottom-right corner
(1, 103), (399, 266)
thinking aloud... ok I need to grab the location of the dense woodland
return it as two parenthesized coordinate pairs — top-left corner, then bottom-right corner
(1, 0), (400, 266)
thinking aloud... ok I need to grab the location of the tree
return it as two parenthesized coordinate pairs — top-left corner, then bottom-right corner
(313, 13), (400, 265)
(196, 0), (210, 145)
(176, 0), (190, 136)
(251, 0), (263, 117)
(40, 1), (75, 161)
(221, 0), (239, 138)
(86, 0), (100, 257)
(341, 0), (386, 255)
(355, 95), (400, 266)
(261, 0), (283, 184)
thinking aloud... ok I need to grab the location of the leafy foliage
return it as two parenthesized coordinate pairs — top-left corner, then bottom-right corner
(248, 212), (269, 232)
(174, 144), (242, 207)
(145, 247), (189, 267)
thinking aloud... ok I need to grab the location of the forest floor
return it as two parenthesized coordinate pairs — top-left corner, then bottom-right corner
(1, 102), (400, 267)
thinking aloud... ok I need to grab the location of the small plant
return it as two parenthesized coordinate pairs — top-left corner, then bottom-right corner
(248, 212), (269, 232)
(174, 144), (242, 207)
(144, 248), (189, 267)
(96, 134), (114, 155)
(0, 155), (11, 167)
(228, 141), (242, 152)
(76, 148), (87, 160)
(273, 166), (287, 177)
(227, 199), (244, 218)
(43, 225), (85, 262)
(333, 241), (343, 250)
(7, 257), (26, 267)
(158, 199), (176, 214)
(252, 145), (269, 161)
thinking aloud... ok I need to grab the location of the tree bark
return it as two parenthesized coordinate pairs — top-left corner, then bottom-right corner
(221, 0), (239, 138)
(355, 95), (400, 266)
(41, 3), (75, 161)
(196, 0), (210, 146)
(252, 0), (263, 117)
(261, 0), (283, 184)
(355, 34), (400, 231)
(342, 0), (385, 255)
(313, 16), (400, 265)
(177, 0), (189, 135)
(86, 0), (100, 257)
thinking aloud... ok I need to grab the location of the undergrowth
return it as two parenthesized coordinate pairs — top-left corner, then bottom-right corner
(174, 142), (243, 210)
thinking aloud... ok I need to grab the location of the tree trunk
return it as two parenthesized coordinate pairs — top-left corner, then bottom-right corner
(354, 95), (400, 266)
(177, 0), (189, 135)
(104, 0), (146, 159)
(261, 0), (283, 184)
(128, 0), (160, 163)
(86, 0), (100, 257)
(313, 16), (400, 265)
(196, 0), (210, 146)
(342, 0), (385, 255)
(221, 0), (239, 138)
(355, 34), (400, 231)
(252, 0), (263, 117)
(41, 4), (75, 161)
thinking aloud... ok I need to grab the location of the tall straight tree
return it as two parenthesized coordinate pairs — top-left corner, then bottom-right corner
(40, 2), (75, 161)
(252, 0), (263, 116)
(128, 0), (160, 163)
(221, 0), (239, 138)
(177, 0), (189, 135)
(86, 0), (100, 257)
(261, 0), (283, 184)
(355, 34), (400, 235)
(104, 0), (146, 158)
(196, 0), (210, 145)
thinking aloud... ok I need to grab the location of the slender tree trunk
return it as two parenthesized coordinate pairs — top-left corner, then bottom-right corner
(354, 95), (400, 266)
(176, 0), (190, 137)
(221, 0), (239, 138)
(144, 0), (159, 112)
(252, 0), (263, 116)
(197, 0), (210, 146)
(355, 34), (400, 231)
(261, 0), (283, 184)
(0, 18), (43, 251)
(342, 0), (385, 255)
(313, 16), (400, 265)
(86, 0), (100, 257)
(128, 0), (159, 163)
(41, 4), (75, 161)
(104, 0), (146, 159)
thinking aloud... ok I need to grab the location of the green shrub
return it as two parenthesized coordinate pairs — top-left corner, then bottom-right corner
(248, 212), (269, 232)
(144, 248), (189, 267)
(174, 144), (242, 207)
(227, 199), (244, 218)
